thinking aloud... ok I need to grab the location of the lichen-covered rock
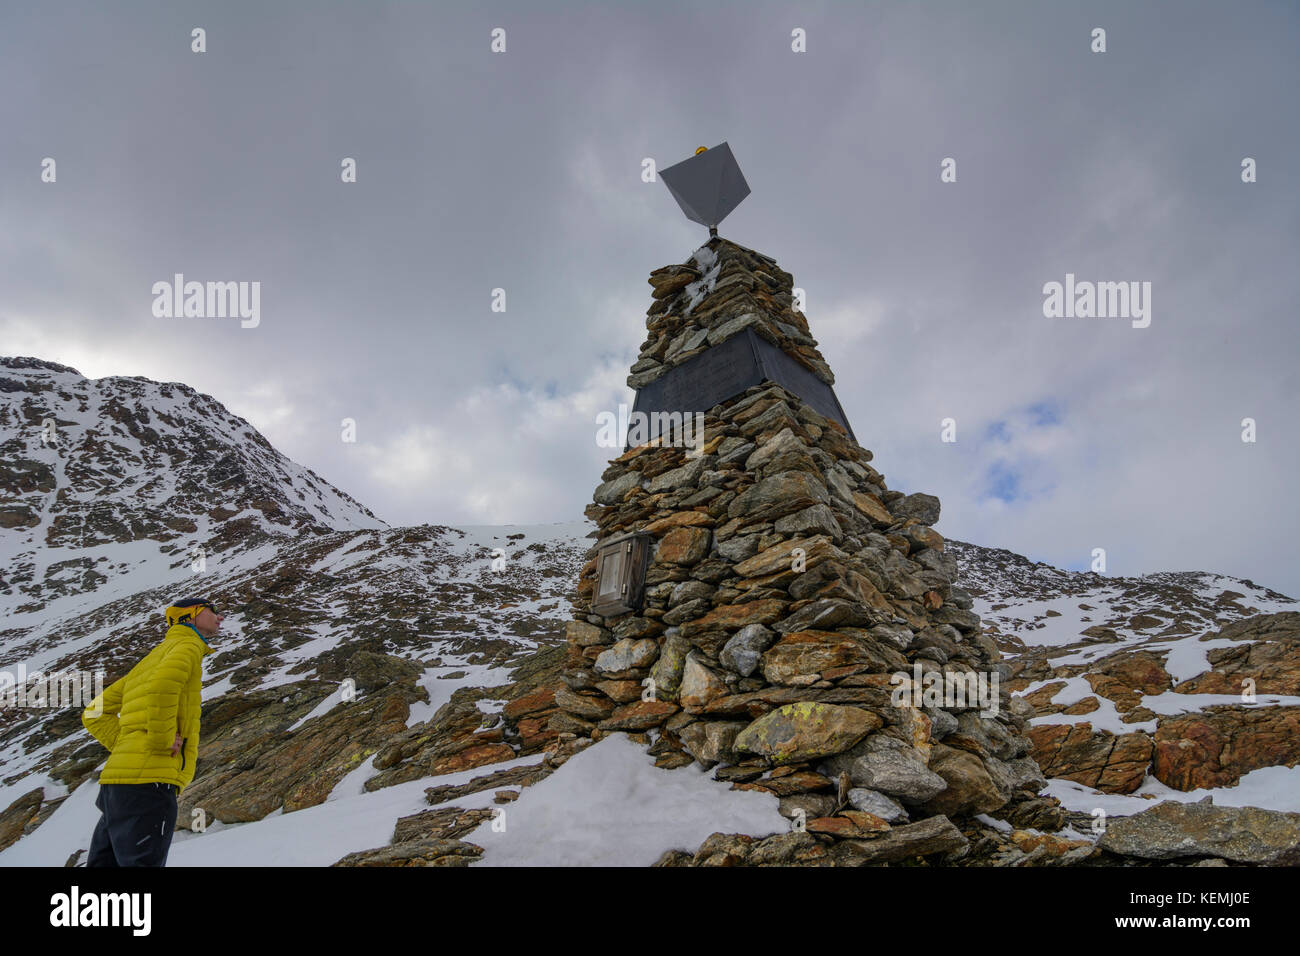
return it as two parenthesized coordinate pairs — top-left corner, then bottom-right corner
(565, 620), (609, 647)
(774, 503), (844, 540)
(655, 829), (831, 867)
(734, 702), (881, 764)
(178, 666), (426, 825)
(647, 633), (689, 701)
(593, 470), (642, 505)
(728, 471), (832, 523)
(760, 630), (885, 685)
(1153, 707), (1300, 791)
(333, 838), (483, 867)
(807, 810), (891, 838)
(553, 687), (616, 720)
(892, 493), (941, 525)
(733, 535), (843, 578)
(597, 700), (678, 731)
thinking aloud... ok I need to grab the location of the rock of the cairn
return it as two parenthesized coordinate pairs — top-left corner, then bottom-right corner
(555, 237), (1050, 855)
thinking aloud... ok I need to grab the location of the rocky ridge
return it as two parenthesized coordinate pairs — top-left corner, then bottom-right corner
(0, 356), (381, 614)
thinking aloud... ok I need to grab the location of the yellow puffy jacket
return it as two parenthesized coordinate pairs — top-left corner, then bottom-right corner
(82, 621), (214, 793)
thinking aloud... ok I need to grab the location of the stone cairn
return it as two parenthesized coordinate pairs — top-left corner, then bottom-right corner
(554, 237), (1050, 862)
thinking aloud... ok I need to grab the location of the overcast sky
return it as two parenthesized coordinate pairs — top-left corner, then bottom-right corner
(3, 0), (1297, 597)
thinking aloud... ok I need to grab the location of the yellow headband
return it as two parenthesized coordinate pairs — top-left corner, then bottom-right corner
(166, 604), (208, 626)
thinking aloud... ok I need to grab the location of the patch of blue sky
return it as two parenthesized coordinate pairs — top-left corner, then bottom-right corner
(984, 419), (1011, 442)
(1026, 400), (1062, 426)
(983, 461), (1022, 503)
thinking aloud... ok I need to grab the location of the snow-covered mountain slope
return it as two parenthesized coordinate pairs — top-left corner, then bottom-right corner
(0, 521), (590, 814)
(949, 538), (1296, 655)
(0, 356), (382, 619)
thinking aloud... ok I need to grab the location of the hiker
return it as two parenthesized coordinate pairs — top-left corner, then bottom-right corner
(81, 597), (220, 866)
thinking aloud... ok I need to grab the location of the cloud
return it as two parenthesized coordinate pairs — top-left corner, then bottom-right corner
(353, 354), (629, 524)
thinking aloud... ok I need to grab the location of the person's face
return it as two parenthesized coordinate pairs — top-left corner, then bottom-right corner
(193, 607), (224, 637)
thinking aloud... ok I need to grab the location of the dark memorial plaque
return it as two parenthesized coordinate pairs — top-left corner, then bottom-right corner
(749, 333), (855, 441)
(629, 327), (856, 446)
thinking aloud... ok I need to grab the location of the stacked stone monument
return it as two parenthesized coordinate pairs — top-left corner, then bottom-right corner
(554, 237), (1048, 856)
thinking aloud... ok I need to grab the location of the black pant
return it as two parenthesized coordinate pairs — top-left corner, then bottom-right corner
(86, 782), (178, 867)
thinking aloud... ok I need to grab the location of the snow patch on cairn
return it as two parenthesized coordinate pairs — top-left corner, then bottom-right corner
(682, 244), (720, 316)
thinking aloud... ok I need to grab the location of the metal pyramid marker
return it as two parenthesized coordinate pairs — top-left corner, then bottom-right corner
(660, 142), (750, 237)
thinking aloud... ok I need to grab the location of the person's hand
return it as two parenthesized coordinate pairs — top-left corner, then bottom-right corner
(170, 733), (183, 756)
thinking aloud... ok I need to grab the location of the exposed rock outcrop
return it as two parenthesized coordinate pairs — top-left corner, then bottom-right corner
(1098, 799), (1300, 865)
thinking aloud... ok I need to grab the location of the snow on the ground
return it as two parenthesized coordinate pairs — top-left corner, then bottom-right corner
(405, 657), (511, 728)
(1022, 677), (1154, 734)
(970, 590), (1123, 648)
(1, 541), (279, 673)
(468, 733), (788, 867)
(0, 737), (92, 811)
(0, 752), (544, 867)
(974, 813), (1013, 833)
(0, 772), (67, 825)
(306, 534), (378, 574)
(284, 683), (352, 732)
(1190, 574), (1300, 616)
(1046, 763), (1300, 820)
(268, 618), (349, 672)
(1137, 689), (1300, 715)
(1047, 645), (1123, 668)
(972, 568), (1297, 670)
(1020, 675), (1095, 708)
(0, 774), (104, 867)
(1151, 637), (1242, 684)
(1021, 675), (1300, 730)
